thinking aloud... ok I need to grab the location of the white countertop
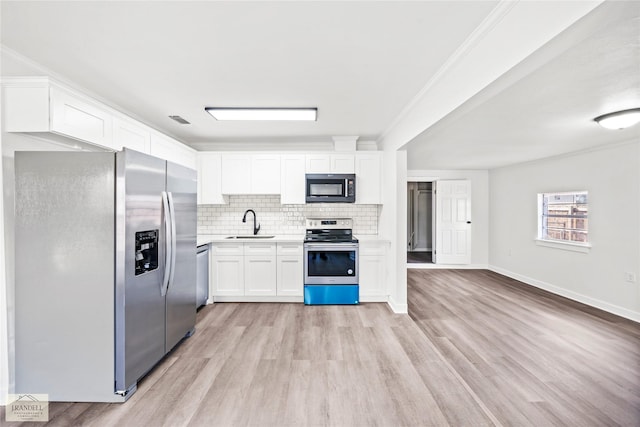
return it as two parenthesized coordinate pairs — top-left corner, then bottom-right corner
(197, 234), (304, 246)
(198, 234), (389, 246)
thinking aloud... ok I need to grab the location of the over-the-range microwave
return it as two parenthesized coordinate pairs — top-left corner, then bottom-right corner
(305, 173), (356, 203)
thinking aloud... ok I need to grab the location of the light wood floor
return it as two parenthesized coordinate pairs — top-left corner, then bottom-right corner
(3, 270), (640, 426)
(409, 269), (640, 427)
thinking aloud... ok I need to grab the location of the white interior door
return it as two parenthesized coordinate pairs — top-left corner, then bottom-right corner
(435, 180), (471, 264)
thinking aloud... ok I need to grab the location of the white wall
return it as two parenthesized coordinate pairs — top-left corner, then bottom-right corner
(489, 141), (640, 321)
(379, 149), (407, 313)
(408, 169), (489, 266)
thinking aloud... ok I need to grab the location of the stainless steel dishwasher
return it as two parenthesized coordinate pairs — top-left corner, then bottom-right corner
(196, 244), (209, 308)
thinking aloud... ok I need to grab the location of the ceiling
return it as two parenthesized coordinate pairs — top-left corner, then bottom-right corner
(404, 0), (640, 169)
(0, 1), (497, 142)
(1, 1), (639, 170)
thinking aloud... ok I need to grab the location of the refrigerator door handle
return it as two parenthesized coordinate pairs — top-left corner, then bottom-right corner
(161, 191), (172, 296)
(167, 191), (178, 289)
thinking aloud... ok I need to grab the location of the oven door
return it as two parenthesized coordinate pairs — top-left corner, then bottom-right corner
(304, 243), (358, 285)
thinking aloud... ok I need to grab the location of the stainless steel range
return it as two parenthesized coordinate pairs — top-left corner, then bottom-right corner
(303, 218), (359, 305)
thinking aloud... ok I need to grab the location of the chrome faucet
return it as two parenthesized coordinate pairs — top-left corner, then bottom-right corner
(242, 209), (261, 235)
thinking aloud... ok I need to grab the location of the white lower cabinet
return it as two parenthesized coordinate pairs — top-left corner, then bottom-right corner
(211, 241), (303, 300)
(212, 256), (245, 296)
(244, 243), (277, 296)
(276, 243), (304, 296)
(211, 243), (244, 296)
(245, 256), (277, 296)
(358, 241), (389, 301)
(211, 240), (385, 301)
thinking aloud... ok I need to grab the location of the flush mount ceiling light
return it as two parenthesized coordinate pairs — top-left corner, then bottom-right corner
(205, 107), (317, 121)
(594, 108), (640, 130)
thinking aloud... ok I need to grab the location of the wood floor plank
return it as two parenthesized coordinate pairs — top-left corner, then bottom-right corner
(159, 357), (228, 427)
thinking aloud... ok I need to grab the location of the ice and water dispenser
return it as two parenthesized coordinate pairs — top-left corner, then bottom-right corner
(135, 230), (159, 275)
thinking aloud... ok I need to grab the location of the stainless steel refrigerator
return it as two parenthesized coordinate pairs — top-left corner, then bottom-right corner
(15, 149), (197, 402)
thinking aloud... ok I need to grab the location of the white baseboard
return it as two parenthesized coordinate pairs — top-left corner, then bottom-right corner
(360, 295), (389, 303)
(213, 296), (304, 303)
(211, 296), (388, 304)
(489, 265), (640, 323)
(407, 263), (488, 270)
(387, 295), (408, 314)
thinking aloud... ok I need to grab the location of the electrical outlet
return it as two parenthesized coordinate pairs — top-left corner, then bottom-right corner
(624, 272), (637, 283)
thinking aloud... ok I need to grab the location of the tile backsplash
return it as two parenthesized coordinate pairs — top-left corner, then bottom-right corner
(198, 195), (380, 236)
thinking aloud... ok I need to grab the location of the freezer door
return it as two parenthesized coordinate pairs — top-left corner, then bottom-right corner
(115, 149), (168, 394)
(165, 161), (197, 351)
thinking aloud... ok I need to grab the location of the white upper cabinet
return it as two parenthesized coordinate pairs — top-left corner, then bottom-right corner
(49, 86), (113, 148)
(197, 153), (227, 204)
(280, 155), (306, 204)
(199, 150), (382, 204)
(331, 154), (355, 173)
(221, 154), (252, 194)
(251, 155), (281, 194)
(355, 152), (383, 204)
(221, 154), (281, 195)
(3, 77), (196, 169)
(112, 117), (151, 153)
(305, 154), (354, 173)
(149, 133), (197, 169)
(3, 78), (114, 149)
(305, 154), (331, 173)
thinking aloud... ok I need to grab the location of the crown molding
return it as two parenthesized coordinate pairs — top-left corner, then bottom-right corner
(379, 0), (518, 144)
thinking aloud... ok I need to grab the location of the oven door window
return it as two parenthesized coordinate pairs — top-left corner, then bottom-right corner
(307, 249), (356, 276)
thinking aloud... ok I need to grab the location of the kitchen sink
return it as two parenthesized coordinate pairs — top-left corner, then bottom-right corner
(225, 235), (275, 239)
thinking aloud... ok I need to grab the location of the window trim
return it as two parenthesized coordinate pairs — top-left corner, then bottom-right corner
(534, 238), (591, 253)
(537, 191), (590, 251)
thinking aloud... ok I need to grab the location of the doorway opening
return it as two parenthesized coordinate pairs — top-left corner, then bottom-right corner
(407, 181), (434, 264)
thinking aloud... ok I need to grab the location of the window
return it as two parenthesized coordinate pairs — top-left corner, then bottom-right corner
(538, 191), (588, 246)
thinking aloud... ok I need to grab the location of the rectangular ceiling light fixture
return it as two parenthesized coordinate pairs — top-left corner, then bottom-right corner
(205, 107), (317, 121)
